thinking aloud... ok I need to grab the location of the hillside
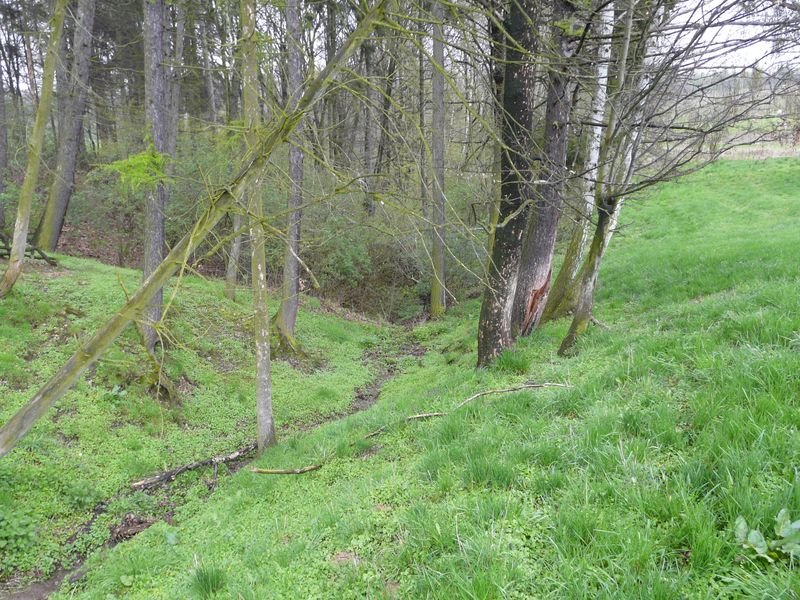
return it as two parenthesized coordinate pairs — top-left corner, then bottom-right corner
(2, 158), (800, 598)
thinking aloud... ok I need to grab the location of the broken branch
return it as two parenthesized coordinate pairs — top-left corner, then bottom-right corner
(250, 464), (322, 475)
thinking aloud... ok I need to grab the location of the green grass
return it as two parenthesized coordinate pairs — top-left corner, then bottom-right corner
(4, 157), (800, 597)
(0, 257), (387, 581)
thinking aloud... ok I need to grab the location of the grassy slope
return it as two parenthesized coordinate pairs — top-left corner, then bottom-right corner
(5, 157), (799, 598)
(0, 259), (386, 581)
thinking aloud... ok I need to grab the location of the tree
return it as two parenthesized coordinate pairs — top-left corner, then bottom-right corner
(0, 0), (68, 298)
(273, 0), (306, 354)
(36, 0), (96, 252)
(476, 0), (539, 366)
(543, 0), (614, 322)
(240, 0), (275, 450)
(0, 0), (391, 460)
(141, 0), (170, 350)
(510, 0), (582, 338)
(0, 61), (7, 233)
(429, 0), (447, 318)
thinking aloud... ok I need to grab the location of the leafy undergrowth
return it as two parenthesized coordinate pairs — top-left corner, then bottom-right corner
(4, 158), (800, 598)
(0, 258), (390, 584)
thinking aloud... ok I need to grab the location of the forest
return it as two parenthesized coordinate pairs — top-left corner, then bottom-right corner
(1, 0), (800, 597)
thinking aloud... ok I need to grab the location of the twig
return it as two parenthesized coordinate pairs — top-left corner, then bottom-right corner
(130, 442), (257, 490)
(454, 382), (570, 410)
(406, 412), (447, 420)
(590, 316), (609, 329)
(364, 425), (386, 439)
(250, 464), (322, 475)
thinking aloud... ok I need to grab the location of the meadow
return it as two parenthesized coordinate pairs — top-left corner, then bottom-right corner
(1, 158), (799, 598)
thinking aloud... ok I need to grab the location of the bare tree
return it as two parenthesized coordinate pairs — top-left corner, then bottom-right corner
(36, 0), (96, 252)
(0, 0), (390, 460)
(0, 0), (68, 297)
(430, 0), (447, 318)
(273, 0), (306, 355)
(476, 0), (540, 366)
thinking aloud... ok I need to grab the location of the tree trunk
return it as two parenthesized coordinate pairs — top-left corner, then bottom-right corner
(241, 0), (275, 450)
(510, 0), (579, 338)
(0, 0), (390, 459)
(542, 1), (614, 323)
(200, 18), (219, 125)
(142, 0), (171, 351)
(429, 0), (446, 318)
(224, 212), (243, 300)
(36, 0), (96, 252)
(361, 38), (376, 215)
(0, 0), (68, 298)
(476, 0), (538, 367)
(0, 65), (7, 232)
(273, 0), (305, 353)
(557, 196), (616, 356)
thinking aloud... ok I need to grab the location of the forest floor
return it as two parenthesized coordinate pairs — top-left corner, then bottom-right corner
(1, 158), (800, 598)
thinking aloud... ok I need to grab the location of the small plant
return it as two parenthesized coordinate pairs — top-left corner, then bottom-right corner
(66, 480), (100, 510)
(493, 349), (529, 375)
(190, 559), (227, 598)
(0, 509), (37, 553)
(735, 509), (800, 563)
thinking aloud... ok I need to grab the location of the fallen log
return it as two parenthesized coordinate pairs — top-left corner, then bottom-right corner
(130, 442), (257, 491)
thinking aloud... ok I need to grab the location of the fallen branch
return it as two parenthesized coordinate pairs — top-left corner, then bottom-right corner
(406, 412), (447, 421)
(364, 425), (386, 439)
(590, 316), (609, 329)
(454, 382), (570, 410)
(251, 464), (322, 475)
(130, 442), (257, 491)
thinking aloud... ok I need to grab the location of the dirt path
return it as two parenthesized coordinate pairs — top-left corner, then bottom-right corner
(0, 336), (425, 600)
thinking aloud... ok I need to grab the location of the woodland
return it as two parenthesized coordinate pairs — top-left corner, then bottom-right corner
(0, 0), (800, 597)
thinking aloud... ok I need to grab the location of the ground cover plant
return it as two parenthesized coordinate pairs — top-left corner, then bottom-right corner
(0, 255), (391, 584)
(0, 157), (783, 597)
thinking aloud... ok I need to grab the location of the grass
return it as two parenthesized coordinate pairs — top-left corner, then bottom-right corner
(3, 157), (800, 597)
(0, 257), (388, 582)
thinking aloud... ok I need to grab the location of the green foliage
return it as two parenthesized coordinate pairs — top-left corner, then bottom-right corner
(190, 562), (226, 598)
(735, 510), (800, 563)
(4, 159), (800, 597)
(0, 509), (37, 554)
(102, 146), (170, 192)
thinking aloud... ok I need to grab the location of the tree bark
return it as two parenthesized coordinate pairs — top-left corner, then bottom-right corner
(543, 1), (614, 322)
(430, 1), (446, 318)
(224, 212), (243, 300)
(273, 0), (305, 352)
(240, 0), (275, 450)
(361, 38), (377, 215)
(0, 66), (7, 232)
(142, 0), (171, 351)
(511, 0), (580, 338)
(0, 0), (391, 459)
(0, 0), (68, 298)
(36, 0), (96, 252)
(476, 0), (538, 366)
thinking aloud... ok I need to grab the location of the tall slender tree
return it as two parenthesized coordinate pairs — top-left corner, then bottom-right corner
(476, 0), (538, 366)
(240, 0), (275, 450)
(430, 0), (446, 318)
(273, 0), (305, 353)
(0, 65), (7, 233)
(0, 0), (68, 298)
(36, 0), (96, 252)
(142, 0), (170, 350)
(510, 0), (581, 338)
